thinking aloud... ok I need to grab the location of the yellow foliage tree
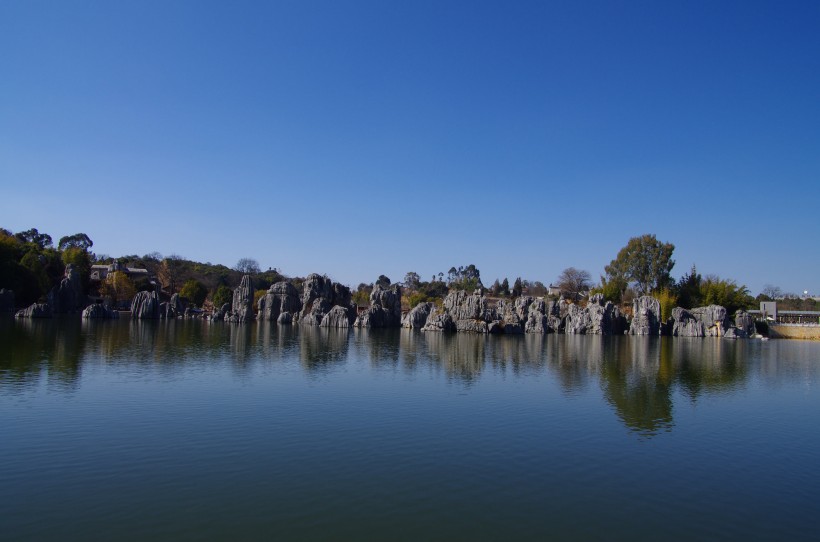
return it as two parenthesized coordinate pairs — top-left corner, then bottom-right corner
(99, 271), (136, 306)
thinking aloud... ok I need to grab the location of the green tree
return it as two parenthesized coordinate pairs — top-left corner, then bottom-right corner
(699, 275), (754, 315)
(605, 234), (675, 295)
(15, 228), (52, 250)
(212, 284), (233, 308)
(180, 279), (208, 306)
(675, 265), (702, 309)
(403, 271), (420, 290)
(512, 277), (523, 298)
(501, 278), (510, 296)
(58, 233), (93, 251)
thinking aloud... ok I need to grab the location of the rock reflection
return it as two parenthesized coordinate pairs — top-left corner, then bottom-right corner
(422, 332), (486, 383)
(297, 326), (349, 373)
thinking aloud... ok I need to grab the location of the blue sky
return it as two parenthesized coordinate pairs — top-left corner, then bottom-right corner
(2, 0), (818, 295)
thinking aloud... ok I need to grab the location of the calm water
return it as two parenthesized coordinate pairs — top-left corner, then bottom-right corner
(1, 318), (819, 541)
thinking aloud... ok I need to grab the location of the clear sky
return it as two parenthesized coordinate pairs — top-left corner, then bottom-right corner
(2, 0), (818, 295)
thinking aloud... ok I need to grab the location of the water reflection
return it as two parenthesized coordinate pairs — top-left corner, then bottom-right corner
(0, 319), (797, 436)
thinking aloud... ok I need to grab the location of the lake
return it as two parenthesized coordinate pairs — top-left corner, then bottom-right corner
(1, 318), (819, 541)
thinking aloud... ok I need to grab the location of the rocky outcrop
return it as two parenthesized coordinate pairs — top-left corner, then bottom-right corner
(565, 303), (592, 334)
(723, 326), (748, 339)
(586, 294), (627, 335)
(226, 275), (255, 322)
(48, 264), (85, 314)
(547, 299), (570, 333)
(82, 303), (119, 319)
(277, 312), (293, 325)
(0, 289), (14, 312)
(691, 305), (729, 337)
(131, 291), (160, 319)
(734, 310), (756, 337)
(629, 296), (661, 335)
(421, 306), (456, 332)
(320, 305), (353, 328)
(161, 294), (186, 319)
(212, 303), (231, 321)
(15, 303), (52, 318)
(354, 283), (403, 328)
(670, 307), (703, 337)
(524, 299), (549, 333)
(402, 302), (434, 329)
(299, 274), (355, 326)
(258, 281), (301, 322)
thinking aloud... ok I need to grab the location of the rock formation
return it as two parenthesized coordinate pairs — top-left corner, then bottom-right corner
(131, 291), (160, 319)
(212, 303), (231, 321)
(670, 307), (703, 337)
(421, 306), (456, 332)
(564, 303), (591, 334)
(354, 283), (403, 328)
(15, 303), (52, 318)
(258, 281), (301, 322)
(321, 305), (353, 328)
(629, 296), (661, 335)
(524, 298), (549, 333)
(48, 264), (85, 314)
(82, 303), (119, 319)
(402, 302), (434, 329)
(585, 294), (627, 335)
(690, 305), (729, 336)
(0, 289), (14, 312)
(298, 274), (355, 326)
(226, 275), (255, 322)
(734, 310), (756, 337)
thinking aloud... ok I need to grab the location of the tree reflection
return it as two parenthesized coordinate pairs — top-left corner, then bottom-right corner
(599, 338), (674, 437)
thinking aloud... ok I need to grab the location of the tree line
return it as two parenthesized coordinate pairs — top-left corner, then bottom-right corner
(3, 227), (804, 314)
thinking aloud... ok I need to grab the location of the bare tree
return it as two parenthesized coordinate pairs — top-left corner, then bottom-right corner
(557, 267), (592, 301)
(761, 284), (782, 300)
(235, 258), (261, 275)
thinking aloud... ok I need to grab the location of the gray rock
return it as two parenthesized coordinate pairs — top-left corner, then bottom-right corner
(354, 283), (402, 328)
(131, 291), (160, 319)
(421, 307), (455, 332)
(524, 298), (549, 333)
(15, 303), (52, 318)
(444, 290), (493, 322)
(691, 305), (729, 336)
(0, 289), (15, 312)
(670, 307), (704, 337)
(734, 310), (756, 337)
(82, 303), (119, 319)
(586, 295), (627, 335)
(49, 264), (85, 314)
(565, 304), (591, 334)
(456, 319), (488, 333)
(320, 305), (353, 328)
(402, 302), (434, 329)
(547, 299), (569, 332)
(212, 303), (231, 321)
(723, 327), (748, 339)
(258, 281), (301, 321)
(629, 296), (661, 336)
(299, 274), (354, 325)
(226, 275), (255, 322)
(277, 311), (293, 325)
